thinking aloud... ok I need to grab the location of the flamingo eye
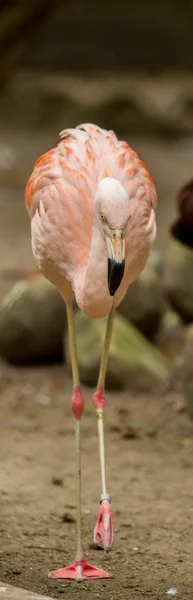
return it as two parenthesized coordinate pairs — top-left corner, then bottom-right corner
(100, 212), (105, 221)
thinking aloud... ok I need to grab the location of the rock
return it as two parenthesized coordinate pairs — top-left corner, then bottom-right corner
(0, 275), (66, 363)
(154, 308), (187, 359)
(182, 325), (193, 418)
(0, 581), (55, 600)
(147, 250), (163, 277)
(163, 237), (193, 322)
(65, 311), (170, 393)
(118, 263), (165, 339)
(61, 512), (75, 523)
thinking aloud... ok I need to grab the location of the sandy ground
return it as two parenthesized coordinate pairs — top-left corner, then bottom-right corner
(1, 365), (193, 600)
(1, 129), (193, 599)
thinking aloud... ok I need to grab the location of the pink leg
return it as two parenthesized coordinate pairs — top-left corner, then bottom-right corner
(93, 309), (115, 552)
(93, 387), (113, 551)
(49, 304), (111, 581)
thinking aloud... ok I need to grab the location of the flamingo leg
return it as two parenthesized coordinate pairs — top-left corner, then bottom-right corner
(49, 303), (111, 581)
(93, 308), (115, 551)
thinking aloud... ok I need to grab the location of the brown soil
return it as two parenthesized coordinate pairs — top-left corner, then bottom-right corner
(0, 362), (193, 600)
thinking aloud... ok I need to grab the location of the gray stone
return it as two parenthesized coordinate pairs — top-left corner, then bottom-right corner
(163, 237), (193, 322)
(0, 275), (66, 364)
(65, 311), (170, 393)
(154, 308), (187, 359)
(0, 581), (56, 600)
(118, 263), (165, 339)
(147, 250), (164, 276)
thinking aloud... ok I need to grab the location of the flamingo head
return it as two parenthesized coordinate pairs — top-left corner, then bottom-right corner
(95, 177), (131, 296)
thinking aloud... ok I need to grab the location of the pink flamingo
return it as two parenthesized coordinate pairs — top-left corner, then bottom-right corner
(25, 123), (157, 581)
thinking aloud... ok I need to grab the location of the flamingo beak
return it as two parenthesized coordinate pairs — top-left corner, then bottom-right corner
(106, 231), (125, 296)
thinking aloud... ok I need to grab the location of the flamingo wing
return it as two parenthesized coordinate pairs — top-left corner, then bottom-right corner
(25, 123), (157, 286)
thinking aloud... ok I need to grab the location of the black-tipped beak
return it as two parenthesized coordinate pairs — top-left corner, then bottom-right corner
(108, 258), (125, 296)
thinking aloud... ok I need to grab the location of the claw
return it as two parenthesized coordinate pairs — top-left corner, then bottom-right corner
(94, 499), (114, 551)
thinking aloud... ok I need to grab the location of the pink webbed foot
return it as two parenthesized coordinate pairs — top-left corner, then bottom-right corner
(49, 556), (111, 581)
(94, 495), (114, 551)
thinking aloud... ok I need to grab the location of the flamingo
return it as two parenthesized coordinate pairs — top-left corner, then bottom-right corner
(24, 123), (157, 581)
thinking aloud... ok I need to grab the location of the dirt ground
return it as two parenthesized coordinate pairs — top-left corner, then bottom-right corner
(1, 365), (193, 600)
(1, 128), (193, 600)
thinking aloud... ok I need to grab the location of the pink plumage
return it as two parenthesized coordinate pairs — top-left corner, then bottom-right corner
(25, 123), (157, 318)
(25, 122), (157, 581)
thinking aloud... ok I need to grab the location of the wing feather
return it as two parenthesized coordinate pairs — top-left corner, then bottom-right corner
(25, 122), (157, 284)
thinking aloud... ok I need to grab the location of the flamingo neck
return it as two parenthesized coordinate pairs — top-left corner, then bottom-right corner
(74, 217), (112, 318)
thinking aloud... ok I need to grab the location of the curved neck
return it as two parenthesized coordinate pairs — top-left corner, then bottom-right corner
(74, 215), (112, 318)
(85, 218), (106, 279)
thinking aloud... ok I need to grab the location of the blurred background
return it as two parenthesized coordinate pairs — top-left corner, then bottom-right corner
(1, 0), (193, 297)
(1, 3), (193, 598)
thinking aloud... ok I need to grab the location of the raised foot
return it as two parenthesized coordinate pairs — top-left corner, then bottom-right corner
(94, 498), (114, 551)
(49, 556), (111, 581)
